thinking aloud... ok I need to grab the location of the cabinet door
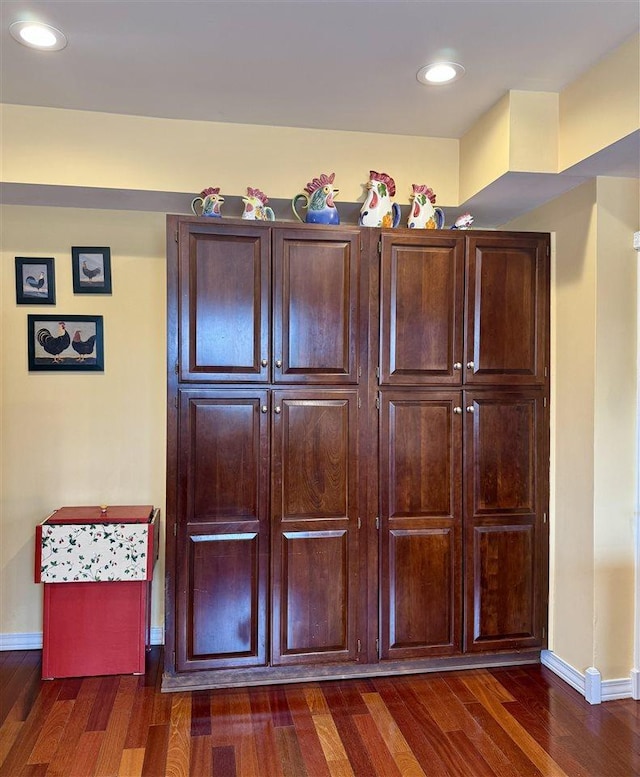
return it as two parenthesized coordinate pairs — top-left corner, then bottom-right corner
(463, 390), (547, 652)
(465, 234), (549, 385)
(271, 390), (360, 665)
(177, 221), (270, 382)
(176, 389), (269, 671)
(273, 228), (360, 383)
(379, 392), (462, 659)
(380, 232), (464, 385)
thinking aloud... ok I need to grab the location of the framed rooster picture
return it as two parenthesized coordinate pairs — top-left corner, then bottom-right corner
(15, 257), (56, 305)
(71, 247), (112, 294)
(27, 315), (104, 371)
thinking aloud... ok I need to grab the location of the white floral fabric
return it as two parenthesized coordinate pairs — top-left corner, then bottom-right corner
(39, 523), (150, 582)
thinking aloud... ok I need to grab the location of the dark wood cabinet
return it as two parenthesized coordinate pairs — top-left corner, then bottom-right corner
(271, 390), (360, 665)
(165, 217), (549, 691)
(380, 231), (549, 386)
(465, 234), (549, 385)
(175, 389), (269, 671)
(463, 390), (547, 652)
(273, 229), (360, 384)
(176, 220), (360, 384)
(380, 233), (464, 385)
(379, 391), (462, 659)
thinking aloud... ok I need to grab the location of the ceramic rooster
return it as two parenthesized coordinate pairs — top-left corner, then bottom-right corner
(359, 171), (401, 228)
(191, 187), (224, 218)
(242, 187), (275, 221)
(292, 172), (340, 224)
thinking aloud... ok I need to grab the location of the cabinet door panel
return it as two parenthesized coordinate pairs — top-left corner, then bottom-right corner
(280, 530), (349, 656)
(176, 390), (268, 670)
(178, 223), (270, 382)
(386, 528), (456, 652)
(180, 392), (268, 524)
(380, 233), (464, 385)
(469, 523), (536, 646)
(271, 391), (359, 665)
(379, 392), (462, 659)
(465, 235), (549, 385)
(464, 390), (546, 652)
(187, 533), (264, 663)
(273, 229), (360, 383)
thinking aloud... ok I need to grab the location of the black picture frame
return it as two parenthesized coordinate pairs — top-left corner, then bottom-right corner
(27, 315), (104, 372)
(72, 247), (112, 294)
(15, 257), (56, 305)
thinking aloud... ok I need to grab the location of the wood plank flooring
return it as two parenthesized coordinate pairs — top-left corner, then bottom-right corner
(0, 648), (638, 776)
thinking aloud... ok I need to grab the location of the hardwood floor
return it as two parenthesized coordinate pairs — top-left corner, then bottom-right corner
(0, 648), (638, 776)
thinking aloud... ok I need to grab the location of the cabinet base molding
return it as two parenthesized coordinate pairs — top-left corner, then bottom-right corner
(161, 650), (541, 692)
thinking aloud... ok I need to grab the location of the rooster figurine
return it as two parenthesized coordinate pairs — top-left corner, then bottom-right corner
(71, 329), (97, 361)
(407, 184), (445, 229)
(191, 187), (224, 218)
(242, 187), (275, 221)
(292, 172), (340, 225)
(359, 171), (401, 228)
(37, 322), (70, 363)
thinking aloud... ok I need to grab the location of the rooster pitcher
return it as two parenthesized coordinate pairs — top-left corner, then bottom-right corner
(191, 187), (224, 218)
(292, 172), (340, 225)
(407, 184), (445, 229)
(359, 171), (401, 228)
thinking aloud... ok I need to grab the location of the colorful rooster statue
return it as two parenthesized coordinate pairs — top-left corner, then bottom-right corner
(359, 171), (401, 228)
(242, 187), (275, 221)
(191, 187), (224, 218)
(292, 172), (340, 225)
(452, 213), (474, 230)
(407, 184), (445, 229)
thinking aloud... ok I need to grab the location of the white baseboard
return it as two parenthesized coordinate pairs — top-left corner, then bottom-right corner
(541, 650), (634, 703)
(0, 627), (164, 652)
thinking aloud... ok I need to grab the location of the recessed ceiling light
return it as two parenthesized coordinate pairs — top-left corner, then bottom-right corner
(9, 20), (67, 51)
(417, 62), (465, 85)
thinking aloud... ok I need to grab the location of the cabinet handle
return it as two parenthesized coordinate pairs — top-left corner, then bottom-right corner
(453, 362), (462, 371)
(274, 406), (281, 414)
(275, 359), (282, 369)
(466, 405), (475, 413)
(453, 406), (462, 415)
(261, 405), (268, 414)
(261, 358), (268, 367)
(467, 361), (475, 369)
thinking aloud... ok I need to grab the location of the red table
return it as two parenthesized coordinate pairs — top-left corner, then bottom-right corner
(35, 505), (159, 679)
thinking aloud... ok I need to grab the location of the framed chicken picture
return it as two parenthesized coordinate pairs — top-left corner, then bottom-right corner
(27, 315), (104, 372)
(15, 257), (56, 305)
(71, 247), (112, 294)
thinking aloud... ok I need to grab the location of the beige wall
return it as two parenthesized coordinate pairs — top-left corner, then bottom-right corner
(1, 206), (167, 635)
(559, 33), (640, 172)
(0, 104), (459, 207)
(506, 176), (639, 678)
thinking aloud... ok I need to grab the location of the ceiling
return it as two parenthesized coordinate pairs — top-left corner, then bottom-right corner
(1, 1), (639, 225)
